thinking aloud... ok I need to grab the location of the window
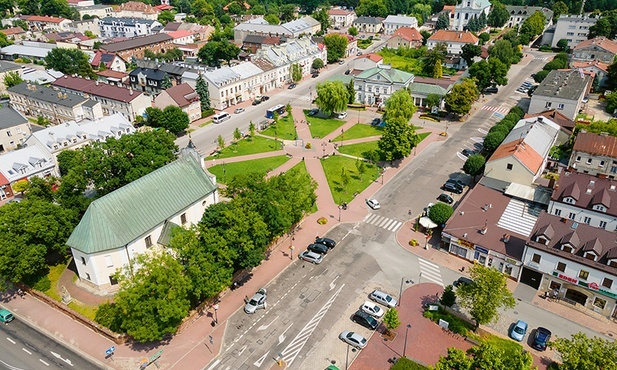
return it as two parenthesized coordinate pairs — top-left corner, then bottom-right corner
(556, 262), (566, 272)
(105, 255), (113, 267)
(576, 156), (581, 162)
(578, 270), (589, 280)
(593, 297), (606, 309)
(558, 103), (565, 110)
(587, 158), (593, 165)
(145, 235), (152, 248)
(545, 102), (552, 108)
(602, 277), (613, 289)
(584, 216), (591, 224)
(599, 220), (607, 229)
(555, 209), (562, 216)
(81, 256), (86, 265)
(85, 273), (91, 280)
(181, 213), (187, 225)
(6, 131), (11, 137)
(109, 275), (118, 285)
(569, 212), (576, 219)
(506, 163), (513, 170)
(566, 32), (574, 36)
(600, 160), (605, 167)
(532, 253), (541, 263)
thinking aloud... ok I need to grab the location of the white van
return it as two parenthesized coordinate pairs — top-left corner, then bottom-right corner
(212, 112), (231, 124)
(335, 112), (347, 119)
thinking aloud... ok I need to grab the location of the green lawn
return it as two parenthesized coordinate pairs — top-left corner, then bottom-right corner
(206, 136), (282, 159)
(209, 155), (290, 184)
(332, 124), (383, 141)
(321, 155), (380, 204)
(305, 111), (346, 139)
(261, 113), (297, 140)
(480, 333), (524, 353)
(357, 39), (373, 49)
(337, 132), (430, 160)
(379, 52), (424, 75)
(391, 358), (429, 370)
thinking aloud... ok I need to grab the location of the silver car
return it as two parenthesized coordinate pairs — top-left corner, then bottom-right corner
(361, 301), (385, 318)
(244, 288), (267, 314)
(369, 290), (397, 308)
(299, 250), (323, 264)
(339, 330), (367, 349)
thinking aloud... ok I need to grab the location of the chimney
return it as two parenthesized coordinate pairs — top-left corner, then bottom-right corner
(537, 116), (544, 123)
(129, 88), (133, 95)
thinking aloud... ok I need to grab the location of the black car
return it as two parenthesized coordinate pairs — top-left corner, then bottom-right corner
(532, 327), (552, 351)
(453, 277), (474, 287)
(261, 95), (270, 101)
(483, 87), (498, 94)
(371, 118), (381, 126)
(308, 108), (319, 116)
(288, 83), (297, 89)
(345, 69), (351, 75)
(315, 237), (336, 249)
(307, 243), (329, 255)
(311, 72), (319, 78)
(352, 310), (378, 330)
(461, 148), (477, 157)
(446, 179), (466, 189)
(437, 193), (453, 204)
(443, 182), (463, 194)
(252, 99), (261, 106)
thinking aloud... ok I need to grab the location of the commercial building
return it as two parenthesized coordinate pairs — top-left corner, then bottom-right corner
(98, 17), (162, 38)
(528, 69), (592, 121)
(0, 105), (31, 153)
(353, 64), (414, 106)
(550, 15), (597, 49)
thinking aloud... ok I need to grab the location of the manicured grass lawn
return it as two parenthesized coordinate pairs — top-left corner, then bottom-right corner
(42, 262), (99, 320)
(261, 113), (297, 140)
(321, 155), (380, 204)
(480, 333), (524, 353)
(338, 132), (430, 160)
(209, 155), (290, 184)
(332, 124), (383, 141)
(206, 136), (281, 159)
(305, 111), (346, 139)
(358, 39), (373, 49)
(378, 51), (424, 75)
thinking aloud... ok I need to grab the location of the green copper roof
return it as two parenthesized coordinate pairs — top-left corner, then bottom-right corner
(355, 66), (414, 84)
(67, 150), (217, 254)
(409, 82), (447, 96)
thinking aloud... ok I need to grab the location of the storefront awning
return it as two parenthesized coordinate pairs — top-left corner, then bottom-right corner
(419, 216), (438, 229)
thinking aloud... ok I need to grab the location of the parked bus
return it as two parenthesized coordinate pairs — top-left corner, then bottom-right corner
(266, 104), (286, 119)
(212, 112), (231, 124)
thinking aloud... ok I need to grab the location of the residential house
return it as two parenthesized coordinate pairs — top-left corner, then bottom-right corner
(67, 0), (95, 6)
(505, 6), (553, 29)
(19, 15), (72, 32)
(68, 19), (100, 36)
(386, 27), (423, 49)
(242, 35), (281, 54)
(344, 35), (358, 58)
(99, 17), (162, 38)
(528, 69), (592, 121)
(550, 15), (597, 49)
(90, 51), (127, 72)
(168, 29), (195, 45)
(353, 64), (414, 106)
(233, 16), (320, 44)
(96, 69), (129, 86)
(0, 105), (31, 153)
(51, 75), (150, 122)
(162, 22), (214, 42)
(328, 7), (357, 29)
(129, 67), (167, 95)
(154, 83), (201, 122)
(352, 16), (383, 33)
(0, 61), (21, 90)
(427, 30), (479, 57)
(99, 33), (174, 61)
(350, 53), (383, 72)
(111, 1), (161, 20)
(0, 172), (13, 200)
(451, 0), (491, 31)
(425, 5), (455, 30)
(76, 4), (113, 19)
(484, 116), (561, 186)
(568, 132), (617, 178)
(442, 184), (535, 279)
(66, 149), (218, 290)
(548, 171), (617, 231)
(8, 82), (102, 123)
(230, 61), (268, 103)
(521, 211), (617, 319)
(572, 36), (617, 65)
(1, 27), (26, 41)
(0, 41), (58, 62)
(383, 15), (418, 35)
(184, 67), (243, 111)
(0, 145), (57, 192)
(524, 109), (576, 139)
(571, 60), (610, 88)
(23, 113), (134, 159)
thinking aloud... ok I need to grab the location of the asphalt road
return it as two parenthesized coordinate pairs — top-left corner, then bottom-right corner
(0, 316), (105, 370)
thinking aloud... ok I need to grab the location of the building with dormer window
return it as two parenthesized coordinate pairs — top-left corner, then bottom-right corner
(353, 64), (414, 106)
(0, 145), (57, 196)
(520, 211), (617, 319)
(569, 132), (617, 178)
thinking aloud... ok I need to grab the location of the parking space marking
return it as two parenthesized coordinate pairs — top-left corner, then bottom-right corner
(418, 258), (443, 286)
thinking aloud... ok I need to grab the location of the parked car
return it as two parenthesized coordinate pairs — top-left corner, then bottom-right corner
(339, 330), (368, 349)
(437, 193), (453, 204)
(299, 250), (323, 264)
(483, 86), (498, 94)
(311, 72), (319, 78)
(369, 290), (397, 308)
(252, 99), (261, 106)
(510, 320), (528, 342)
(345, 69), (351, 75)
(0, 309), (14, 323)
(371, 118), (381, 126)
(335, 112), (347, 119)
(352, 310), (379, 330)
(361, 301), (385, 318)
(453, 277), (474, 287)
(532, 327), (552, 351)
(315, 237), (336, 249)
(582, 96), (589, 104)
(461, 148), (477, 157)
(442, 182), (463, 194)
(366, 198), (380, 210)
(338, 60), (345, 65)
(234, 107), (245, 114)
(357, 51), (362, 56)
(261, 95), (270, 101)
(307, 243), (329, 255)
(288, 83), (297, 89)
(244, 288), (267, 314)
(446, 179), (466, 189)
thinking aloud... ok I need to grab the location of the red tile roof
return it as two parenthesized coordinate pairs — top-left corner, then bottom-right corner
(163, 83), (199, 108)
(24, 15), (68, 23)
(571, 60), (610, 73)
(573, 132), (617, 157)
(524, 110), (575, 133)
(0, 27), (25, 35)
(167, 30), (194, 39)
(52, 75), (143, 103)
(428, 30), (479, 44)
(328, 8), (354, 15)
(552, 171), (617, 217)
(356, 53), (382, 62)
(574, 36), (617, 55)
(153, 4), (174, 10)
(391, 27), (422, 42)
(96, 70), (128, 79)
(489, 140), (544, 175)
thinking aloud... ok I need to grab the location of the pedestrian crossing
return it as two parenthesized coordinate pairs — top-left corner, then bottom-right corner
(534, 56), (549, 61)
(418, 258), (443, 286)
(481, 105), (509, 114)
(364, 214), (403, 232)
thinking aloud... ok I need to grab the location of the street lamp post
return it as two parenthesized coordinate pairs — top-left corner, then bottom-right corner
(345, 344), (357, 370)
(338, 205), (342, 221)
(403, 324), (411, 358)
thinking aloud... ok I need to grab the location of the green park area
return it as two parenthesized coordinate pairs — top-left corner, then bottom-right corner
(337, 132), (430, 160)
(321, 155), (380, 204)
(261, 113), (297, 140)
(206, 135), (282, 160)
(332, 124), (383, 141)
(208, 155), (290, 184)
(305, 111), (346, 139)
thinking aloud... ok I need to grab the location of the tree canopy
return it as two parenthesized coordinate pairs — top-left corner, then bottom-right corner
(428, 202), (453, 225)
(145, 106), (190, 134)
(444, 79), (479, 116)
(315, 81), (349, 114)
(384, 89), (417, 122)
(198, 40), (240, 67)
(461, 44), (482, 67)
(434, 342), (534, 370)
(377, 116), (420, 162)
(488, 3), (509, 27)
(463, 154), (486, 178)
(44, 48), (97, 80)
(551, 332), (617, 370)
(323, 34), (348, 63)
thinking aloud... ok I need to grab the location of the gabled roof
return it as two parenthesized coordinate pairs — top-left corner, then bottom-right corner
(552, 171), (617, 217)
(162, 83), (198, 108)
(574, 36), (617, 55)
(168, 29), (194, 39)
(355, 65), (414, 84)
(129, 67), (166, 81)
(52, 75), (144, 103)
(428, 30), (479, 44)
(1, 27), (25, 35)
(489, 140), (544, 174)
(0, 105), (28, 130)
(328, 7), (354, 16)
(524, 110), (575, 133)
(391, 27), (422, 42)
(8, 82), (88, 107)
(101, 33), (173, 53)
(0, 145), (55, 183)
(67, 150), (217, 254)
(97, 69), (128, 79)
(23, 15), (69, 23)
(356, 53), (382, 62)
(353, 16), (384, 25)
(573, 132), (617, 158)
(409, 82), (447, 96)
(383, 15), (417, 25)
(571, 60), (610, 73)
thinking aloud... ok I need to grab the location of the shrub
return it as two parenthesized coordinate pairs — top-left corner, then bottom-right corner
(305, 142), (312, 149)
(317, 217), (327, 225)
(201, 108), (215, 118)
(507, 106), (524, 120)
(423, 308), (473, 336)
(488, 124), (510, 135)
(428, 203), (453, 225)
(419, 114), (440, 122)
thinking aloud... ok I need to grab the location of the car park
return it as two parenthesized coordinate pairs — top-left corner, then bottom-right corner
(453, 277), (474, 287)
(307, 243), (329, 255)
(510, 320), (528, 342)
(234, 107), (245, 114)
(366, 198), (380, 209)
(288, 83), (297, 89)
(299, 250), (323, 264)
(244, 288), (267, 314)
(352, 310), (379, 330)
(315, 237), (336, 249)
(371, 118), (381, 126)
(437, 193), (453, 204)
(442, 182), (463, 194)
(369, 290), (397, 307)
(361, 301), (385, 318)
(0, 309), (14, 323)
(532, 327), (551, 351)
(339, 330), (368, 349)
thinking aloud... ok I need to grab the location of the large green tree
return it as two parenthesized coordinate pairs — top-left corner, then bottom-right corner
(3, 70), (22, 88)
(312, 58), (324, 71)
(463, 154), (486, 180)
(290, 63), (302, 82)
(323, 34), (348, 63)
(195, 73), (211, 111)
(461, 43), (482, 67)
(434, 343), (534, 370)
(488, 2), (509, 27)
(489, 39), (517, 67)
(551, 332), (617, 370)
(197, 40), (240, 67)
(377, 116), (419, 162)
(44, 48), (96, 79)
(552, 1), (569, 19)
(444, 79), (479, 117)
(456, 264), (516, 328)
(423, 43), (447, 76)
(356, 0), (388, 17)
(315, 81), (349, 114)
(436, 13), (450, 30)
(519, 11), (546, 42)
(428, 202), (453, 225)
(0, 32), (12, 48)
(384, 89), (416, 122)
(146, 106), (189, 134)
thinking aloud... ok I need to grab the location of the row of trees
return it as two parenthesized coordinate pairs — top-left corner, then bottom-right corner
(96, 169), (317, 341)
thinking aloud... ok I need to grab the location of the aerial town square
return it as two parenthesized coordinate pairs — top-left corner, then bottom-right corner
(0, 0), (616, 369)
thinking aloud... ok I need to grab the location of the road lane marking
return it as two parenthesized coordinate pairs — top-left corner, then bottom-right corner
(329, 275), (339, 291)
(6, 338), (15, 344)
(418, 258), (444, 286)
(254, 351), (269, 367)
(257, 316), (278, 331)
(278, 323), (293, 344)
(39, 359), (49, 366)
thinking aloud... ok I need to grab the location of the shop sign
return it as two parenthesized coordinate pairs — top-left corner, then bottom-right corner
(459, 239), (474, 248)
(588, 282), (600, 290)
(506, 258), (517, 265)
(599, 288), (617, 299)
(475, 246), (489, 254)
(557, 273), (578, 284)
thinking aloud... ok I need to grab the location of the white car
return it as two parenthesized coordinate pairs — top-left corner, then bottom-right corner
(369, 290), (397, 308)
(339, 330), (367, 349)
(299, 250), (323, 264)
(366, 198), (380, 210)
(361, 301), (384, 318)
(234, 107), (245, 114)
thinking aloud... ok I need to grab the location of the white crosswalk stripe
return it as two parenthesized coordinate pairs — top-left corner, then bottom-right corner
(364, 214), (403, 232)
(481, 105), (509, 114)
(418, 258), (443, 286)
